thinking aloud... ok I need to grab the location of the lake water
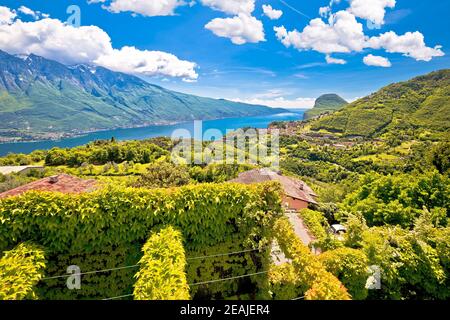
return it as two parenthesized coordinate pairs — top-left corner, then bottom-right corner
(0, 111), (304, 156)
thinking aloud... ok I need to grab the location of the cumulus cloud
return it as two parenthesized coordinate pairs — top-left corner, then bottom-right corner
(275, 9), (444, 64)
(262, 4), (283, 20)
(205, 13), (265, 45)
(106, 0), (188, 17)
(368, 31), (444, 61)
(0, 6), (16, 24)
(201, 0), (255, 15)
(0, 15), (198, 79)
(348, 0), (396, 25)
(363, 54), (391, 67)
(94, 46), (198, 80)
(274, 11), (366, 54)
(326, 55), (347, 64)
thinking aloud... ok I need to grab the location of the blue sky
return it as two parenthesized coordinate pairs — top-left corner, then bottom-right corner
(0, 0), (448, 108)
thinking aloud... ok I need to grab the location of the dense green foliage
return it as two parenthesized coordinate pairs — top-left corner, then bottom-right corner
(311, 69), (450, 138)
(0, 243), (46, 300)
(133, 162), (191, 188)
(134, 227), (190, 300)
(341, 171), (449, 228)
(319, 248), (369, 300)
(269, 218), (350, 300)
(45, 139), (170, 167)
(0, 182), (282, 300)
(361, 225), (449, 299)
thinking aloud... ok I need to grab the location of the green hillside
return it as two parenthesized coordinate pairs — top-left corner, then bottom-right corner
(303, 94), (348, 120)
(310, 70), (450, 137)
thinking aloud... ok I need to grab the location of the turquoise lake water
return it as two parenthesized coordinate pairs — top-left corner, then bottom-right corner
(0, 111), (304, 156)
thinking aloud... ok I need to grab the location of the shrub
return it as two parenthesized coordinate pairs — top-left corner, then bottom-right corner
(0, 181), (282, 300)
(319, 248), (369, 300)
(270, 218), (350, 300)
(0, 242), (46, 300)
(134, 227), (189, 300)
(133, 162), (190, 188)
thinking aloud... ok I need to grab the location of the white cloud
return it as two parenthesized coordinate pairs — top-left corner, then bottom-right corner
(262, 4), (283, 20)
(0, 6), (16, 24)
(348, 0), (396, 25)
(325, 55), (347, 64)
(274, 11), (366, 54)
(106, 0), (188, 17)
(201, 0), (255, 15)
(95, 46), (198, 80)
(368, 31), (444, 61)
(18, 6), (37, 19)
(363, 54), (391, 67)
(205, 13), (265, 45)
(232, 96), (316, 109)
(275, 9), (444, 64)
(0, 16), (198, 80)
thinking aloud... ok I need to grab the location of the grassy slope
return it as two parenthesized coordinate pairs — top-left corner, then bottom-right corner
(310, 69), (450, 137)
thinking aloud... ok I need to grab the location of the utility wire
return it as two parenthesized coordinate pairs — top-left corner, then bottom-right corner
(187, 247), (267, 261)
(103, 293), (134, 301)
(102, 270), (269, 301)
(292, 296), (305, 300)
(41, 247), (268, 280)
(41, 264), (140, 280)
(189, 271), (269, 287)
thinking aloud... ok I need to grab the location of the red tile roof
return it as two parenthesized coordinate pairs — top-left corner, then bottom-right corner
(229, 169), (318, 204)
(0, 174), (98, 199)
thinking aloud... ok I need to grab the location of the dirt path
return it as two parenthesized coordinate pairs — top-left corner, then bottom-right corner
(271, 209), (319, 265)
(284, 210), (316, 247)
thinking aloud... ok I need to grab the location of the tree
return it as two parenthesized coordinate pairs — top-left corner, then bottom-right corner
(429, 141), (450, 174)
(133, 162), (190, 188)
(319, 247), (369, 300)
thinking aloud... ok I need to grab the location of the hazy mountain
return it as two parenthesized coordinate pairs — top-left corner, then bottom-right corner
(310, 70), (450, 137)
(0, 50), (283, 141)
(303, 94), (348, 120)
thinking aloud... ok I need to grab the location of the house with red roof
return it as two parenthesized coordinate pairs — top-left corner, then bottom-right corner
(0, 174), (98, 199)
(229, 168), (318, 210)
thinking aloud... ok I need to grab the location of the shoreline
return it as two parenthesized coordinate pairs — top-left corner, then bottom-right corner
(0, 111), (303, 146)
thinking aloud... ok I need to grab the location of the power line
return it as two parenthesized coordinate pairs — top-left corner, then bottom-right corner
(187, 247), (268, 261)
(41, 247), (268, 280)
(41, 264), (139, 280)
(102, 270), (269, 300)
(103, 293), (134, 301)
(292, 295), (305, 300)
(189, 271), (269, 287)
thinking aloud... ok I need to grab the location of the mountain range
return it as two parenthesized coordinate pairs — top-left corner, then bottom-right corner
(310, 69), (450, 138)
(303, 94), (348, 120)
(0, 50), (283, 141)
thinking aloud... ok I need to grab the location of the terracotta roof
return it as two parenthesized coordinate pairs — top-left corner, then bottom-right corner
(0, 174), (98, 199)
(229, 169), (318, 204)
